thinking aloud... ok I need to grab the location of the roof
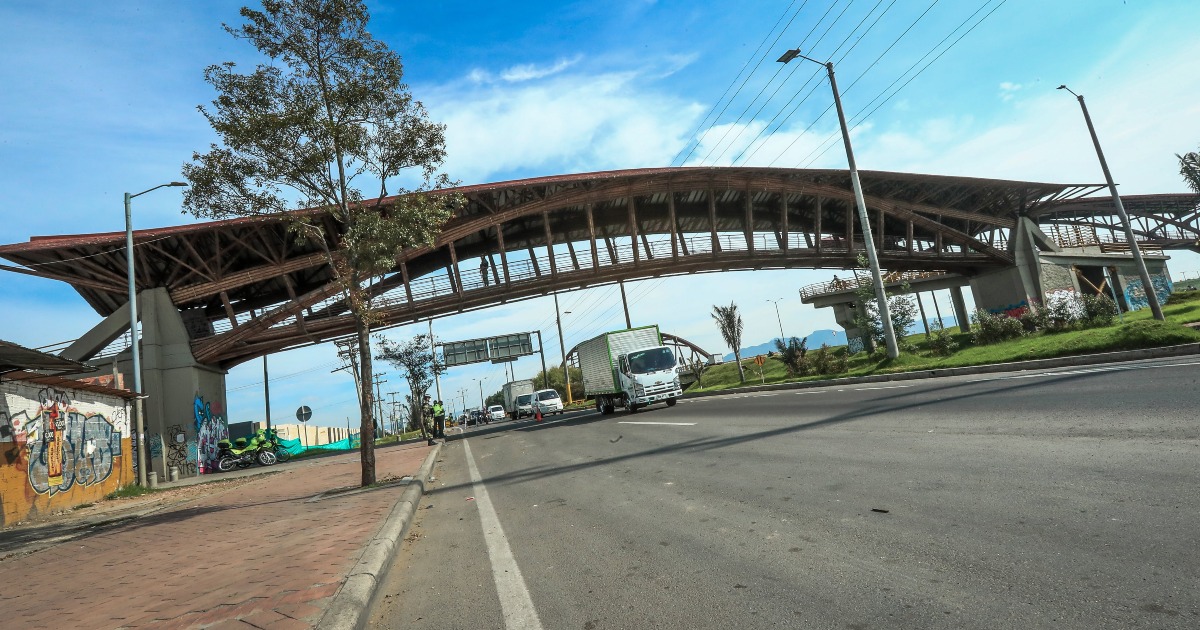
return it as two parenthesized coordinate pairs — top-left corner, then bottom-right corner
(0, 339), (95, 376)
(2, 370), (137, 400)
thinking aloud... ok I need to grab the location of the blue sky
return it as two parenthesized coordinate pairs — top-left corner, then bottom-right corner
(2, 0), (1198, 426)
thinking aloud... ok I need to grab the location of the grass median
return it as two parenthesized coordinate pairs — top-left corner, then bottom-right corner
(690, 289), (1200, 393)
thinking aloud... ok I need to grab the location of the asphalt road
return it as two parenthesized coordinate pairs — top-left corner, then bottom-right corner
(368, 357), (1200, 629)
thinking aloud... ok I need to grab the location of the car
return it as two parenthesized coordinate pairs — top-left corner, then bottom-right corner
(532, 388), (564, 415)
(488, 404), (506, 422)
(515, 393), (534, 418)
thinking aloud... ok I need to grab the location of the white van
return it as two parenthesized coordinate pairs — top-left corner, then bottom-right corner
(533, 388), (564, 415)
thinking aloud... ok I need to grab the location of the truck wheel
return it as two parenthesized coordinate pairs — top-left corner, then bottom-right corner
(666, 398), (677, 407)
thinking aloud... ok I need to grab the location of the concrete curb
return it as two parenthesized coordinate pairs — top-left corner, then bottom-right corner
(687, 342), (1200, 398)
(319, 442), (443, 630)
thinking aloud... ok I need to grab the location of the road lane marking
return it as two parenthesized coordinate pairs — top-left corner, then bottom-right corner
(966, 359), (1200, 383)
(852, 385), (913, 391)
(463, 440), (544, 630)
(617, 421), (697, 426)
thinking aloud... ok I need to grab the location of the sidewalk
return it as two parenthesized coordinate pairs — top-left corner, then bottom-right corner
(0, 441), (438, 629)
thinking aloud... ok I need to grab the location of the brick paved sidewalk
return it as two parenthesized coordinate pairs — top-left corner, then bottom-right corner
(0, 442), (434, 629)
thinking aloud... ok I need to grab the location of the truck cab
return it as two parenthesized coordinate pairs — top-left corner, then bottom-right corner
(616, 345), (682, 412)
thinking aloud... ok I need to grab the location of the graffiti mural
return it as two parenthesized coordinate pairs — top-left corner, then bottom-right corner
(2, 388), (125, 496)
(1124, 273), (1173, 311)
(988, 299), (1031, 317)
(194, 395), (228, 474)
(164, 424), (194, 475)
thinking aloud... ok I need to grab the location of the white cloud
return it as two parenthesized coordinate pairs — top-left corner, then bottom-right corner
(500, 56), (582, 82)
(998, 81), (1022, 101)
(425, 66), (703, 182)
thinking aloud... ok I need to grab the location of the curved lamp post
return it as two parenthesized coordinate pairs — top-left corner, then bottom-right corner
(125, 181), (187, 486)
(778, 49), (899, 358)
(1058, 85), (1164, 321)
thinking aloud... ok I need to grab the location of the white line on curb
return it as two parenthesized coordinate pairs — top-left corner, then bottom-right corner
(463, 440), (544, 630)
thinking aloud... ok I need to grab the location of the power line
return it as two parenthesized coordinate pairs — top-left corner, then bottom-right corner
(697, 0), (854, 166)
(797, 0), (1008, 169)
(672, 0), (811, 166)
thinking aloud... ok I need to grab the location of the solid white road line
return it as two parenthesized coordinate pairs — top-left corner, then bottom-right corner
(617, 421), (698, 426)
(463, 440), (544, 630)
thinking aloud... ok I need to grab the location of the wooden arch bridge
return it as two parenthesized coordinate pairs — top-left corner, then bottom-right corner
(5, 166), (1194, 370)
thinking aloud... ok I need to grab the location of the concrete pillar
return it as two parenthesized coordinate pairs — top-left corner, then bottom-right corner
(950, 286), (971, 333)
(110, 287), (229, 478)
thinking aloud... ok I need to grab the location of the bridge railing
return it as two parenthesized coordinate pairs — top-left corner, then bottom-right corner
(798, 269), (953, 300)
(204, 230), (989, 337)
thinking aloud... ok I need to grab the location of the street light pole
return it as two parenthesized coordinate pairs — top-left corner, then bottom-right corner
(778, 49), (899, 358)
(554, 293), (573, 403)
(766, 298), (786, 342)
(125, 181), (187, 486)
(1058, 85), (1165, 321)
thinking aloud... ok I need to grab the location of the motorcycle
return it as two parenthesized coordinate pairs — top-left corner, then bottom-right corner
(216, 433), (277, 472)
(258, 427), (292, 463)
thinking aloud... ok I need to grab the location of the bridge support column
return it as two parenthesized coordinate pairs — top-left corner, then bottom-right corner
(106, 288), (229, 479)
(950, 286), (971, 333)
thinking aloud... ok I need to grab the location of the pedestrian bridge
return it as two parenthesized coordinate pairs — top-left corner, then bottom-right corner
(0, 165), (1156, 369)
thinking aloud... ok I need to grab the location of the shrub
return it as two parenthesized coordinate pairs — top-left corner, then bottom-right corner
(971, 308), (1024, 345)
(926, 321), (959, 356)
(812, 344), (832, 375)
(1046, 293), (1081, 330)
(1018, 305), (1050, 332)
(1080, 294), (1119, 328)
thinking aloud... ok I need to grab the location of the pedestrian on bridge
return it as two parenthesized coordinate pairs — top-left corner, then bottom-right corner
(480, 257), (490, 287)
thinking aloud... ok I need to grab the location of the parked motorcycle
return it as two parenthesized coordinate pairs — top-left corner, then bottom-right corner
(258, 428), (292, 463)
(216, 434), (277, 472)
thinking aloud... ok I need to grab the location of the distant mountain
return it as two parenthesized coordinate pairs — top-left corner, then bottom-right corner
(722, 329), (846, 362)
(721, 317), (960, 362)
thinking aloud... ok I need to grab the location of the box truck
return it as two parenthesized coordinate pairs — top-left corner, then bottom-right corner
(502, 379), (536, 420)
(577, 325), (682, 415)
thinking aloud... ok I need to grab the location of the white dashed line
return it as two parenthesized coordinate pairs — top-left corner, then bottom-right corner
(463, 440), (544, 630)
(617, 421), (698, 426)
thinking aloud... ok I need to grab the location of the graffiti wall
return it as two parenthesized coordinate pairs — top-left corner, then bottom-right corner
(0, 379), (133, 526)
(1122, 272), (1173, 312)
(193, 395), (228, 475)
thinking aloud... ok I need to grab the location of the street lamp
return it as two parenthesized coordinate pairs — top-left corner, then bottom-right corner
(778, 49), (899, 358)
(1058, 85), (1165, 321)
(125, 181), (187, 486)
(766, 298), (787, 342)
(554, 293), (574, 403)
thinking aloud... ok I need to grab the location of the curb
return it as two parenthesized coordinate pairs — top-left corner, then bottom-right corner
(686, 342), (1200, 398)
(319, 442), (443, 630)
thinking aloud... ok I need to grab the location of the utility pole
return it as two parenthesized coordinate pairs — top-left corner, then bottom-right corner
(387, 391), (400, 435)
(372, 375), (386, 437)
(619, 281), (632, 328)
(428, 320), (443, 400)
(534, 330), (549, 390)
(333, 337), (364, 411)
(262, 354), (272, 431)
(778, 49), (898, 358)
(554, 293), (573, 403)
(1059, 85), (1164, 320)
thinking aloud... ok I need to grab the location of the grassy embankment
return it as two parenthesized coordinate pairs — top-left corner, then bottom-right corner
(689, 289), (1200, 393)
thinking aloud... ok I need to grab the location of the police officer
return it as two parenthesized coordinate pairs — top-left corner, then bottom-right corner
(433, 400), (446, 438)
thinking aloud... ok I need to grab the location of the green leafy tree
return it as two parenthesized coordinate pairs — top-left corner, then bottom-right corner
(377, 334), (445, 441)
(531, 366), (584, 400)
(848, 257), (916, 353)
(181, 0), (457, 485)
(711, 301), (746, 383)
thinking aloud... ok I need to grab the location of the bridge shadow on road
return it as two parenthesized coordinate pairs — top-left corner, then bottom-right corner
(432, 369), (1121, 496)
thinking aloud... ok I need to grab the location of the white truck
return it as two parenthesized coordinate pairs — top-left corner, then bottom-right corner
(577, 325), (682, 415)
(502, 379), (536, 420)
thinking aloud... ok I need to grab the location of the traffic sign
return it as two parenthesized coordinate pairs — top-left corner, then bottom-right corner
(296, 405), (313, 423)
(754, 355), (765, 366)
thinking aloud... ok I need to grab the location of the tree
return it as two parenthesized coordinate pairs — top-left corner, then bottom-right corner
(181, 0), (457, 486)
(531, 366), (584, 399)
(1179, 147), (1200, 193)
(848, 256), (916, 354)
(773, 336), (809, 377)
(686, 356), (710, 389)
(711, 301), (745, 383)
(377, 334), (444, 440)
